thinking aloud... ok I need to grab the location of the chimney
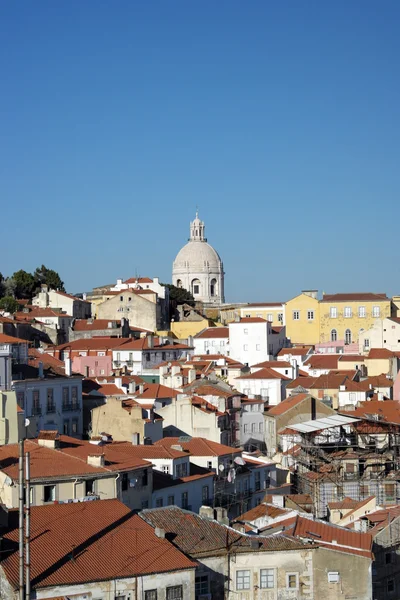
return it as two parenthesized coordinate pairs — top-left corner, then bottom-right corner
(132, 433), (140, 445)
(117, 279), (122, 286)
(38, 361), (44, 379)
(37, 431), (59, 449)
(139, 383), (144, 395)
(188, 368), (196, 384)
(171, 444), (183, 452)
(87, 454), (105, 467)
(128, 381), (136, 394)
(290, 358), (299, 378)
(82, 293), (87, 300)
(271, 495), (284, 508)
(155, 527), (165, 538)
(235, 314), (240, 323)
(199, 505), (214, 520)
(115, 377), (123, 390)
(378, 392), (384, 401)
(187, 335), (193, 347)
(147, 335), (154, 349)
(65, 358), (72, 377)
(215, 507), (229, 525)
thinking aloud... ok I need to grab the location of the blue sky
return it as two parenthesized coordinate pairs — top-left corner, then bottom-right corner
(1, 1), (399, 302)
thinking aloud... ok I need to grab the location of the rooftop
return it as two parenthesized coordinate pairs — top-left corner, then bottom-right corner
(235, 367), (290, 381)
(1, 500), (196, 590)
(195, 327), (229, 339)
(321, 293), (389, 303)
(154, 436), (241, 457)
(266, 393), (311, 416)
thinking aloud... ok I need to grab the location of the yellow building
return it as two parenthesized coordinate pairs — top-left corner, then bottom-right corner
(239, 303), (285, 327)
(319, 293), (391, 345)
(284, 291), (320, 345)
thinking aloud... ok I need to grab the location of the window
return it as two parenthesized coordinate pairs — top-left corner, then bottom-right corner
(85, 479), (95, 495)
(145, 591), (157, 600)
(243, 344), (248, 351)
(202, 485), (209, 502)
(121, 473), (128, 491)
(330, 307), (337, 318)
(386, 552), (392, 564)
(62, 387), (70, 410)
(32, 390), (41, 415)
(207, 460), (212, 469)
(359, 306), (366, 317)
(120, 296), (123, 301)
(344, 306), (352, 318)
(236, 570), (250, 590)
(292, 310), (300, 320)
(331, 329), (337, 342)
(255, 471), (261, 491)
(43, 485), (55, 503)
(97, 351), (106, 357)
(345, 329), (352, 345)
(181, 491), (189, 509)
(167, 495), (175, 505)
(142, 470), (148, 487)
(388, 580), (395, 593)
(166, 586), (183, 600)
(373, 306), (381, 318)
(156, 497), (163, 507)
(256, 344), (261, 351)
(176, 463), (187, 477)
(267, 313), (273, 322)
(16, 391), (25, 410)
(46, 388), (54, 413)
(278, 313), (283, 322)
(141, 500), (149, 509)
(258, 422), (263, 433)
(71, 386), (78, 410)
(71, 419), (78, 434)
(364, 338), (370, 348)
(286, 573), (299, 589)
(328, 572), (340, 583)
(244, 328), (248, 334)
(307, 310), (314, 320)
(251, 423), (256, 433)
(195, 574), (209, 596)
(63, 420), (69, 435)
(260, 568), (274, 588)
(244, 424), (249, 433)
(161, 465), (169, 474)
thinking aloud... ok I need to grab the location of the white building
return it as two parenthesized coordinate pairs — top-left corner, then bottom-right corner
(33, 286), (91, 319)
(172, 212), (225, 304)
(229, 317), (272, 367)
(193, 326), (229, 355)
(235, 367), (289, 406)
(359, 317), (400, 354)
(112, 335), (193, 374)
(110, 276), (168, 299)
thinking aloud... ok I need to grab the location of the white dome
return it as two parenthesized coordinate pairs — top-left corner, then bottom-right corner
(173, 240), (223, 272)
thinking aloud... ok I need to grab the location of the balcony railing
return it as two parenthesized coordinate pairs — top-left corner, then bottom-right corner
(46, 404), (56, 414)
(32, 405), (41, 416)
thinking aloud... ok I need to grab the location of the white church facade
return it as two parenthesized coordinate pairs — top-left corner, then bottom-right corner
(172, 212), (225, 305)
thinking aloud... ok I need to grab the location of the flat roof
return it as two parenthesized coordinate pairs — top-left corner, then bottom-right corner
(287, 414), (360, 433)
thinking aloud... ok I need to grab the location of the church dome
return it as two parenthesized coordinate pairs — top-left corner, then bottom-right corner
(173, 240), (222, 272)
(172, 212), (225, 304)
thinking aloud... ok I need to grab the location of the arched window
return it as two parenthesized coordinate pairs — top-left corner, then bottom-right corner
(210, 278), (217, 297)
(345, 329), (352, 345)
(192, 278), (201, 296)
(331, 329), (337, 342)
(176, 279), (183, 289)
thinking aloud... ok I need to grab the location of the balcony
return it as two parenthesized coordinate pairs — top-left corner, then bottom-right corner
(32, 405), (42, 416)
(62, 403), (73, 412)
(46, 404), (56, 414)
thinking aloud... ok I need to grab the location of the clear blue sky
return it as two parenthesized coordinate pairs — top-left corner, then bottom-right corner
(1, 1), (399, 302)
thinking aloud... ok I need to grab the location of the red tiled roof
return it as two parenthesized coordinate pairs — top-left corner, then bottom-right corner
(51, 338), (132, 352)
(73, 319), (123, 331)
(135, 383), (179, 400)
(304, 355), (340, 369)
(339, 354), (366, 362)
(232, 317), (267, 323)
(286, 376), (317, 389)
(140, 507), (310, 557)
(184, 384), (235, 398)
(367, 348), (396, 359)
(124, 277), (153, 284)
(53, 290), (90, 302)
(1, 500), (196, 590)
(236, 503), (289, 522)
(309, 373), (352, 390)
(252, 360), (292, 369)
(274, 515), (373, 558)
(277, 347), (312, 356)
(362, 374), (394, 387)
(190, 354), (244, 368)
(235, 367), (290, 381)
(246, 302), (284, 307)
(195, 327), (229, 339)
(328, 497), (372, 510)
(28, 348), (66, 375)
(266, 393), (310, 416)
(359, 505), (400, 536)
(345, 400), (400, 424)
(0, 333), (28, 345)
(155, 437), (240, 457)
(321, 293), (388, 302)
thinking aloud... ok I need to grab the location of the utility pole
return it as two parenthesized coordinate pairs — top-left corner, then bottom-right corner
(18, 438), (24, 600)
(25, 451), (31, 600)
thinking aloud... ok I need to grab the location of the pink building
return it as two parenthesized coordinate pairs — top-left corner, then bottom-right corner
(72, 355), (112, 378)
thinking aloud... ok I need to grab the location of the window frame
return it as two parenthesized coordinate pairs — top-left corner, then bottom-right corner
(236, 569), (251, 590)
(144, 591), (157, 600)
(330, 307), (337, 318)
(166, 585), (183, 600)
(260, 568), (275, 589)
(292, 310), (300, 320)
(286, 572), (299, 590)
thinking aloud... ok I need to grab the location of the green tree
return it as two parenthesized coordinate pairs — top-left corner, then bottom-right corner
(0, 296), (19, 313)
(0, 273), (4, 299)
(12, 270), (35, 300)
(162, 283), (195, 306)
(33, 264), (65, 292)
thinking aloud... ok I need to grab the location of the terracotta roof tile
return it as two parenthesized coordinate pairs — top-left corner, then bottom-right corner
(236, 367), (290, 381)
(321, 293), (388, 302)
(345, 400), (400, 424)
(304, 355), (340, 369)
(134, 383), (179, 400)
(0, 333), (28, 345)
(252, 360), (292, 369)
(195, 327), (229, 339)
(1, 500), (196, 590)
(266, 393), (311, 416)
(367, 348), (396, 359)
(235, 503), (289, 522)
(154, 437), (240, 457)
(277, 347), (313, 356)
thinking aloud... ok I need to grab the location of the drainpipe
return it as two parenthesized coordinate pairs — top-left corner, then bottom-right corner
(115, 474), (120, 499)
(73, 478), (79, 500)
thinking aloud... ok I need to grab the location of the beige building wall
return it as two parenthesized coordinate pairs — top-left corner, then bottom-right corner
(157, 396), (222, 443)
(319, 299), (391, 344)
(97, 291), (157, 331)
(364, 357), (396, 377)
(91, 397), (147, 442)
(313, 547), (372, 600)
(170, 318), (213, 339)
(239, 305), (285, 327)
(285, 293), (320, 345)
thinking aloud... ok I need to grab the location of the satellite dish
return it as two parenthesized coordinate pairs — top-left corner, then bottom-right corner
(25, 419), (30, 428)
(234, 456), (246, 466)
(218, 464), (225, 472)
